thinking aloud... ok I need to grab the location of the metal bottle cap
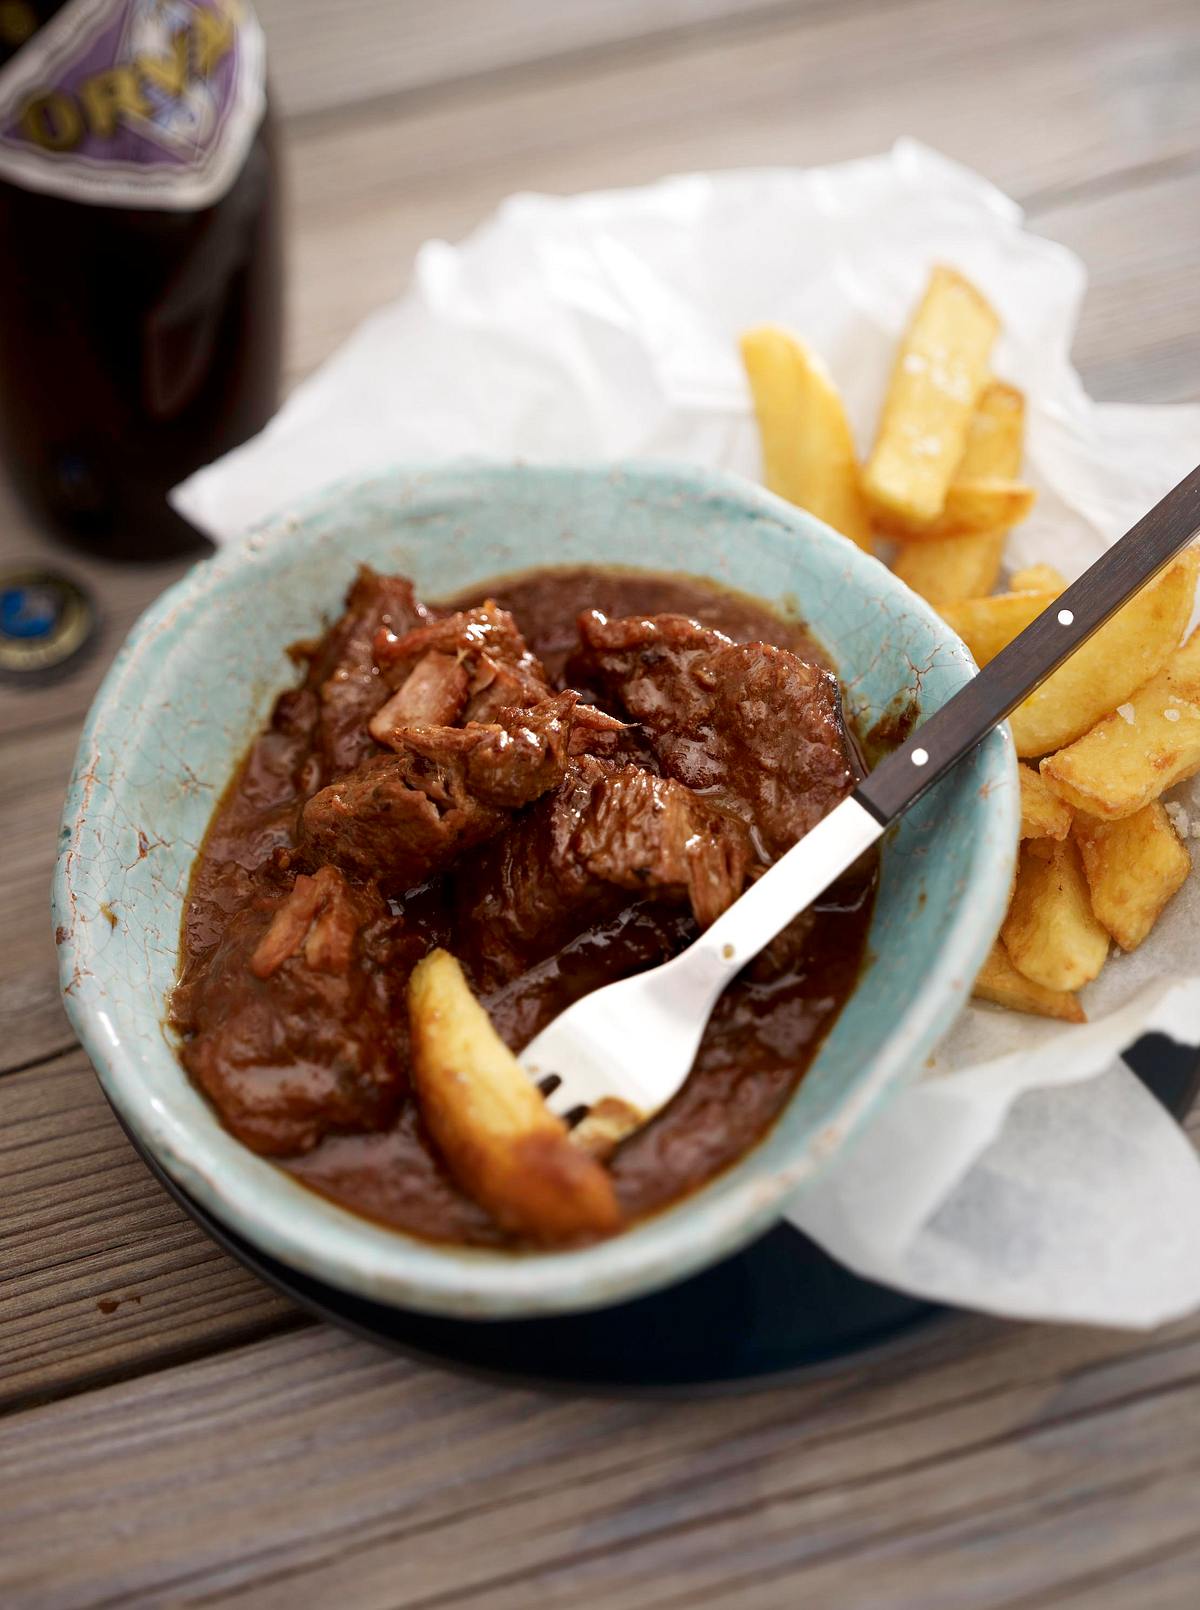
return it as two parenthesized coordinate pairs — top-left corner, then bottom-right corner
(0, 566), (96, 680)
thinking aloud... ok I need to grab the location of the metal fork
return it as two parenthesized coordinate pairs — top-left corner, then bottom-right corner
(521, 464), (1200, 1128)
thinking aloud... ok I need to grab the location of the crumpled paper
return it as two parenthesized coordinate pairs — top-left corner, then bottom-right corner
(174, 140), (1200, 1328)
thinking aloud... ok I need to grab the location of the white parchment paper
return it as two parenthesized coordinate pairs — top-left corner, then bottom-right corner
(174, 141), (1200, 1327)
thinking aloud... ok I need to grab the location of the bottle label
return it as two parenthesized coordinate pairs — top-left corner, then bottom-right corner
(0, 0), (265, 210)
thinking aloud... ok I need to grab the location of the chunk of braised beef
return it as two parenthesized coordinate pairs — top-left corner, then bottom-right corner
(576, 764), (749, 926)
(301, 695), (576, 892)
(399, 690), (577, 810)
(466, 656), (546, 722)
(249, 864), (363, 978)
(177, 866), (407, 1157)
(566, 702), (651, 765)
(299, 566), (431, 779)
(375, 601), (551, 724)
(456, 756), (750, 987)
(575, 610), (859, 860)
(368, 652), (470, 744)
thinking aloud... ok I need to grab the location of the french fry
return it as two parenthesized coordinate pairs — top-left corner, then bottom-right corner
(893, 381), (1024, 605)
(863, 266), (999, 525)
(1011, 550), (1199, 757)
(740, 325), (873, 551)
(1010, 563), (1068, 593)
(407, 950), (620, 1242)
(1023, 834), (1058, 862)
(1074, 804), (1191, 952)
(1041, 624), (1200, 819)
(875, 477), (1036, 543)
(1019, 763), (1072, 840)
(940, 588), (1059, 668)
(972, 941), (1085, 1022)
(1001, 838), (1109, 992)
(893, 527), (1007, 607)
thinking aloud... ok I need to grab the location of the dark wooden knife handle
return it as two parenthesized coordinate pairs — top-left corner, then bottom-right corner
(856, 462), (1200, 826)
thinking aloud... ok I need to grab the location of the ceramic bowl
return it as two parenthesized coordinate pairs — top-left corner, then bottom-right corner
(55, 462), (1018, 1318)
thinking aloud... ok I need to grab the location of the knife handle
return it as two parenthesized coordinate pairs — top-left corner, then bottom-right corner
(855, 462), (1200, 827)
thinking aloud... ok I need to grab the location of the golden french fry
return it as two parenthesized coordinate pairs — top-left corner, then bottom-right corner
(940, 589), (1059, 668)
(1023, 835), (1058, 863)
(1074, 804), (1191, 952)
(1019, 763), (1072, 840)
(894, 532), (1008, 608)
(1041, 624), (1200, 819)
(1001, 838), (1109, 992)
(863, 266), (999, 525)
(893, 381), (1024, 605)
(877, 478), (1036, 543)
(1010, 550), (1199, 757)
(407, 949), (620, 1243)
(959, 380), (1025, 473)
(740, 325), (873, 550)
(959, 381), (1025, 479)
(1010, 563), (1068, 593)
(972, 941), (1085, 1022)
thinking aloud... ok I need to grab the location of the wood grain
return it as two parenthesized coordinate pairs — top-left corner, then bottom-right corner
(0, 721), (104, 1073)
(0, 1049), (298, 1412)
(1035, 165), (1200, 404)
(255, 0), (840, 121)
(1033, 1536), (1200, 1609)
(2, 1316), (1200, 1608)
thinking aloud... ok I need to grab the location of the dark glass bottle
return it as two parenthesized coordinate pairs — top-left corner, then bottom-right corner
(0, 1), (282, 557)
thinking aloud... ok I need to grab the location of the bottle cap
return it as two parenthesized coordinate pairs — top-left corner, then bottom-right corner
(0, 566), (96, 681)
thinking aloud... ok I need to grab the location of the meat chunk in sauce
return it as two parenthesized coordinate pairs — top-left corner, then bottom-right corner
(457, 755), (750, 986)
(575, 611), (859, 859)
(302, 566), (430, 777)
(369, 651), (468, 736)
(177, 866), (406, 1156)
(373, 600), (552, 738)
(302, 694), (576, 892)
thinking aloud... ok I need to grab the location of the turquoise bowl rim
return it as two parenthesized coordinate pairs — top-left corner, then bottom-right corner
(55, 461), (1018, 1319)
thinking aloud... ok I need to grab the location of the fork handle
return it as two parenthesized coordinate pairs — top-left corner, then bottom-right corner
(856, 462), (1200, 826)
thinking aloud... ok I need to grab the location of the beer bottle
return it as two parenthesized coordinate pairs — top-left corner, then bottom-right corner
(0, 1), (282, 557)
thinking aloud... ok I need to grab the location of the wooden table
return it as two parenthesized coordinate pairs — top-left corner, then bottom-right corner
(4, 3), (1200, 1603)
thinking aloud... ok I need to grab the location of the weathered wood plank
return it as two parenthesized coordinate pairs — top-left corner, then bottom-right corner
(608, 1428), (1200, 1610)
(0, 722), (104, 1073)
(2, 1316), (1200, 1608)
(255, 0), (839, 121)
(1022, 1534), (1200, 1610)
(1034, 165), (1200, 405)
(0, 1049), (299, 1412)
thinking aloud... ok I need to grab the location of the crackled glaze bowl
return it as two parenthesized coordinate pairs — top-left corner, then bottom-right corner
(55, 462), (1018, 1318)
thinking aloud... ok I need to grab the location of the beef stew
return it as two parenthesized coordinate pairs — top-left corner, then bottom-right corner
(171, 566), (876, 1248)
